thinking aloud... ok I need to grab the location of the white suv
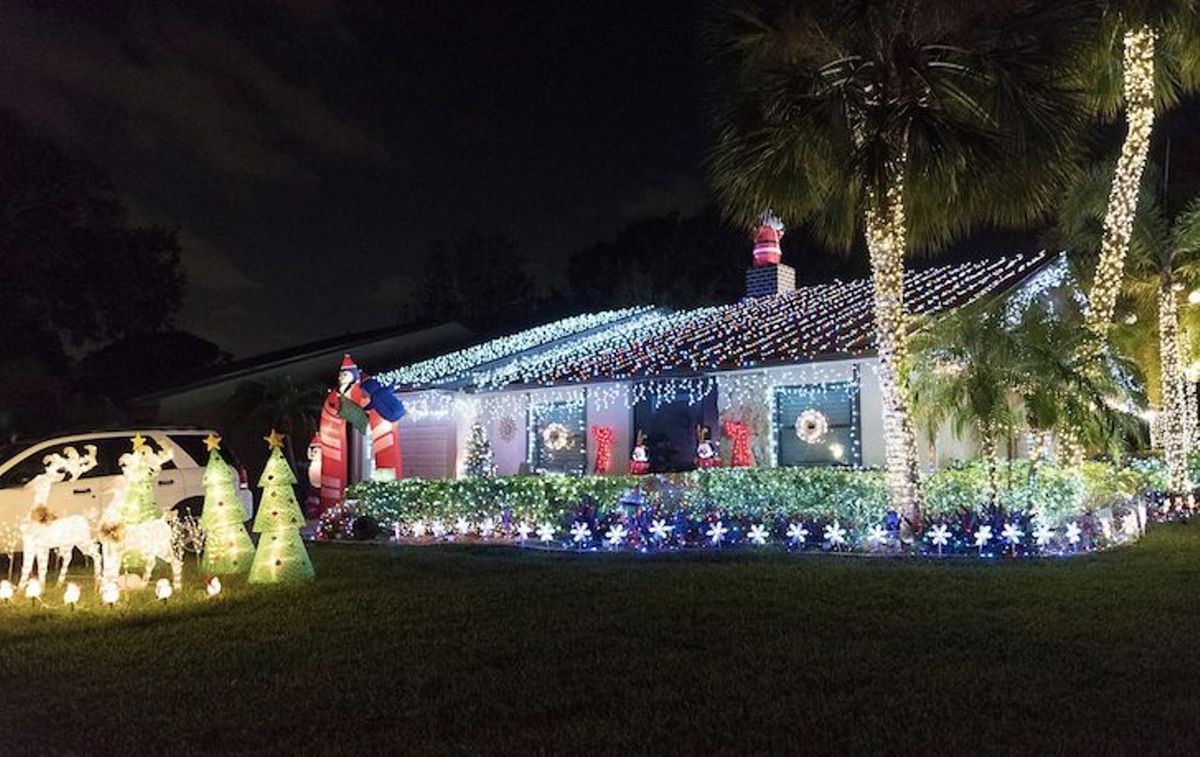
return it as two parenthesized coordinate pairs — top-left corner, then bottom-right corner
(0, 428), (254, 553)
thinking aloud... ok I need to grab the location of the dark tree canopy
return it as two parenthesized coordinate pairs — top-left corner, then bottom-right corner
(411, 231), (538, 326)
(0, 111), (183, 359)
(77, 330), (231, 400)
(0, 111), (186, 437)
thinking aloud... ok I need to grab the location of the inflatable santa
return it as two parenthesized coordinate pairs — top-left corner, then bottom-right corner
(629, 430), (650, 475)
(315, 355), (406, 513)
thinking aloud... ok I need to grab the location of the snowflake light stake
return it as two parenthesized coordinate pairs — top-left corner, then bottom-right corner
(747, 523), (769, 546)
(866, 524), (888, 548)
(648, 518), (674, 542)
(480, 517), (496, 538)
(927, 524), (950, 555)
(454, 517), (471, 536)
(536, 523), (556, 543)
(516, 522), (533, 542)
(1122, 512), (1140, 538)
(973, 525), (993, 552)
(430, 520), (447, 539)
(1065, 521), (1082, 547)
(605, 523), (628, 548)
(570, 521), (592, 545)
(1032, 521), (1055, 548)
(706, 520), (729, 546)
(786, 522), (809, 545)
(410, 520), (427, 538)
(1001, 523), (1024, 548)
(824, 521), (847, 550)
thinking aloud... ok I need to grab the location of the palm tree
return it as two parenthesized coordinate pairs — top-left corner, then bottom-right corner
(1078, 0), (1200, 344)
(910, 305), (1022, 509)
(225, 376), (324, 467)
(1058, 161), (1200, 506)
(912, 299), (1136, 508)
(708, 0), (1091, 524)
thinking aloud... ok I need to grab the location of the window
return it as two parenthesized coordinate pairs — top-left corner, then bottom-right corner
(528, 401), (586, 474)
(0, 450), (48, 489)
(773, 380), (861, 467)
(631, 380), (718, 472)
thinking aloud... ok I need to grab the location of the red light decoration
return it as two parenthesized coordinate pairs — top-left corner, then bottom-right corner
(723, 419), (754, 468)
(590, 425), (616, 475)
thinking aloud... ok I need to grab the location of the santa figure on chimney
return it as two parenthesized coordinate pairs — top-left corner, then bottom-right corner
(315, 354), (406, 513)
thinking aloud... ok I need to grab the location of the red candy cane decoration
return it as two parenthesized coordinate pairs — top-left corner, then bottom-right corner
(722, 420), (754, 468)
(591, 425), (616, 474)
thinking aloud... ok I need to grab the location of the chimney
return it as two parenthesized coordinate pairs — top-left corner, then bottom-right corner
(745, 210), (796, 298)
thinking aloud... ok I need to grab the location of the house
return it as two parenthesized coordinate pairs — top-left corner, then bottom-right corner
(377, 218), (1063, 481)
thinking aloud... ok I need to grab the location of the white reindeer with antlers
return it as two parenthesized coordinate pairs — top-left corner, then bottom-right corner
(98, 444), (182, 589)
(18, 445), (101, 586)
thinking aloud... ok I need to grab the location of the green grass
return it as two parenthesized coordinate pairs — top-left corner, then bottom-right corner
(3, 525), (1200, 754)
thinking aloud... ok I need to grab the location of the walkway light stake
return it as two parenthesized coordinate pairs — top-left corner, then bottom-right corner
(206, 576), (222, 597)
(25, 578), (42, 606)
(101, 580), (120, 608)
(0, 579), (13, 603)
(63, 582), (81, 610)
(155, 578), (173, 604)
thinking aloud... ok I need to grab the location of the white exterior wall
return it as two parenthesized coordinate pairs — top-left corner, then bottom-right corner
(398, 356), (987, 480)
(586, 383), (632, 474)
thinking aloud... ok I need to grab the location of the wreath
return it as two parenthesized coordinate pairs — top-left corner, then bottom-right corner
(542, 422), (571, 451)
(794, 409), (829, 444)
(498, 416), (517, 442)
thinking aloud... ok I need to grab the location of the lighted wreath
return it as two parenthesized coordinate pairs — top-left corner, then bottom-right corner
(498, 416), (517, 442)
(541, 422), (571, 451)
(794, 409), (829, 444)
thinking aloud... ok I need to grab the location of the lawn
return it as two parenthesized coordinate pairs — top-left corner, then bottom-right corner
(3, 524), (1200, 753)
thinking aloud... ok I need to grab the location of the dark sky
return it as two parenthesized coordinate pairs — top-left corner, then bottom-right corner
(0, 1), (711, 357)
(6, 1), (1200, 359)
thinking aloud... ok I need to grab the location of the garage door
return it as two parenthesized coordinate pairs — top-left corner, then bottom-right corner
(401, 418), (457, 479)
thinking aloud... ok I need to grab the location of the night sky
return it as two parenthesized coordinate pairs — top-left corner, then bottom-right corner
(6, 1), (1200, 359)
(0, 1), (710, 357)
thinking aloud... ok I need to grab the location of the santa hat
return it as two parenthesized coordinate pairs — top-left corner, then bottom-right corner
(339, 354), (360, 379)
(308, 433), (321, 450)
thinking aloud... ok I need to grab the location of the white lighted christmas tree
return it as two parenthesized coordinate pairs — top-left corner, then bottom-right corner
(199, 433), (254, 575)
(248, 430), (315, 583)
(463, 422), (496, 477)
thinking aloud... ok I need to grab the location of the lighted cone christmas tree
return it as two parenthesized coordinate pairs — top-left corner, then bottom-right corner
(119, 434), (169, 525)
(199, 434), (254, 575)
(249, 430), (314, 583)
(463, 422), (496, 477)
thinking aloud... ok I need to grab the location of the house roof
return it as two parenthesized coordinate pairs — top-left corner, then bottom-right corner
(380, 251), (1053, 393)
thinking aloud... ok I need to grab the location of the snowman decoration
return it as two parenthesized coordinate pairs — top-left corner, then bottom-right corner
(629, 430), (650, 475)
(695, 426), (719, 469)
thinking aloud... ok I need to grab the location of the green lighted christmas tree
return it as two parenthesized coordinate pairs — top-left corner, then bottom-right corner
(463, 422), (496, 477)
(118, 434), (169, 525)
(199, 433), (254, 575)
(249, 430), (314, 583)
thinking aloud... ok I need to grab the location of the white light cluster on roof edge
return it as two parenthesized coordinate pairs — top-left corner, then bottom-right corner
(377, 307), (652, 388)
(546, 252), (1046, 385)
(472, 307), (724, 390)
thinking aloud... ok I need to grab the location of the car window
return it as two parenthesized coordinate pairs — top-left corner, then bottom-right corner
(0, 449), (50, 489)
(81, 438), (137, 479)
(167, 434), (208, 468)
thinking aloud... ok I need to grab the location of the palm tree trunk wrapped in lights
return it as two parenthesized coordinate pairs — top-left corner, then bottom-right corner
(1086, 26), (1157, 341)
(863, 169), (922, 521)
(1157, 279), (1192, 508)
